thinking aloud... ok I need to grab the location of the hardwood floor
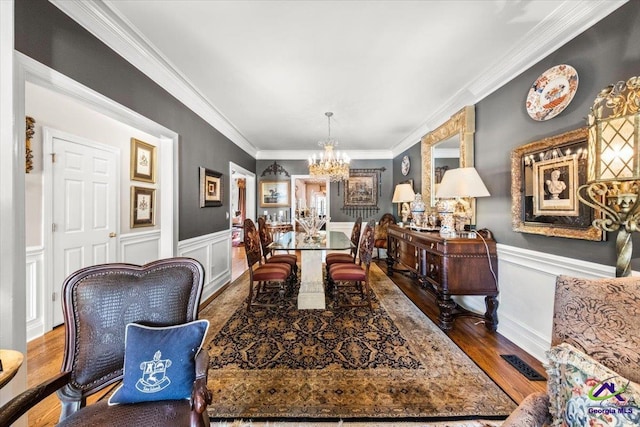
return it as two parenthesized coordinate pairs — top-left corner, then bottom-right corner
(23, 245), (545, 426)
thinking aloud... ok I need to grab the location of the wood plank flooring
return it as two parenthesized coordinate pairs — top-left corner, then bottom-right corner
(23, 245), (545, 426)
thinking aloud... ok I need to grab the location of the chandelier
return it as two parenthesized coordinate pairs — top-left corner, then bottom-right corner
(308, 112), (350, 182)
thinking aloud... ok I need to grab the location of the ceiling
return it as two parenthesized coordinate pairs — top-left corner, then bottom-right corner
(55, 1), (626, 159)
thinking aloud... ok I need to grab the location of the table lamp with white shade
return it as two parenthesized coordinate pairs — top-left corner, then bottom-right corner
(392, 183), (416, 224)
(436, 167), (490, 233)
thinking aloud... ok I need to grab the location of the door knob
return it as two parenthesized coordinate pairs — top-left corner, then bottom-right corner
(109, 232), (117, 238)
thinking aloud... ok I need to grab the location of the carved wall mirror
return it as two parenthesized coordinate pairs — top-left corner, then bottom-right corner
(421, 105), (475, 217)
(511, 127), (604, 241)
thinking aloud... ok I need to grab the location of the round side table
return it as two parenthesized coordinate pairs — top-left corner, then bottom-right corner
(0, 349), (24, 389)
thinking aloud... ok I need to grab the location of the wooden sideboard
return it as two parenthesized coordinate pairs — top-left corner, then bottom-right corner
(386, 224), (499, 331)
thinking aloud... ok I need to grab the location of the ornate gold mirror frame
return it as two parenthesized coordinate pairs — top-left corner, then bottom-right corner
(511, 127), (604, 241)
(421, 105), (475, 215)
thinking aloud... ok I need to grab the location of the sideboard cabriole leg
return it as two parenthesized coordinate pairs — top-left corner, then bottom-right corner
(484, 295), (499, 331)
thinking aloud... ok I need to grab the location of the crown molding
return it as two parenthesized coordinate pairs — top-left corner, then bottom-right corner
(52, 0), (626, 161)
(256, 149), (393, 161)
(392, 0), (627, 159)
(50, 0), (258, 158)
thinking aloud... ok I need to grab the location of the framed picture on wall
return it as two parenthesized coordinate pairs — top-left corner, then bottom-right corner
(200, 167), (223, 207)
(344, 171), (378, 208)
(131, 186), (155, 228)
(130, 138), (156, 183)
(260, 181), (290, 207)
(532, 156), (579, 216)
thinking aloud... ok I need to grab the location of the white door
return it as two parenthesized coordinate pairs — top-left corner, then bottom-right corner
(49, 134), (118, 326)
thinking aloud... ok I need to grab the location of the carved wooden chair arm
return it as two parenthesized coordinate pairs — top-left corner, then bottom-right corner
(0, 371), (71, 426)
(189, 348), (212, 427)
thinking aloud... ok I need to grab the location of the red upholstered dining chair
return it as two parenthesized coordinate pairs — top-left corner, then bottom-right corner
(327, 219), (376, 310)
(244, 219), (294, 311)
(257, 217), (298, 281)
(0, 258), (211, 427)
(373, 213), (396, 259)
(325, 217), (362, 276)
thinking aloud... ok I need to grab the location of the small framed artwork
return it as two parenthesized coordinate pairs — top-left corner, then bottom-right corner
(130, 138), (156, 183)
(532, 156), (579, 216)
(200, 167), (223, 207)
(131, 186), (155, 228)
(260, 181), (290, 207)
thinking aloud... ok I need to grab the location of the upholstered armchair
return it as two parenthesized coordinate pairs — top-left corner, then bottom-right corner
(0, 258), (212, 427)
(502, 275), (640, 426)
(373, 213), (396, 259)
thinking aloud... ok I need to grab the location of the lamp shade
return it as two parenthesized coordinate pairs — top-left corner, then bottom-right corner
(392, 183), (415, 203)
(436, 167), (490, 198)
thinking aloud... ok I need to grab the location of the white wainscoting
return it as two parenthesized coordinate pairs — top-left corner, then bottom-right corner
(178, 230), (232, 302)
(119, 230), (161, 265)
(26, 247), (44, 342)
(454, 244), (614, 362)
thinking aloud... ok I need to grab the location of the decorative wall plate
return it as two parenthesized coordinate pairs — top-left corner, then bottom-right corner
(526, 64), (578, 121)
(401, 155), (410, 176)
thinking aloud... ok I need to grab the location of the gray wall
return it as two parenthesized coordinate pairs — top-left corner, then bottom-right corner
(392, 142), (422, 195)
(257, 159), (394, 223)
(15, 0), (256, 241)
(394, 2), (640, 268)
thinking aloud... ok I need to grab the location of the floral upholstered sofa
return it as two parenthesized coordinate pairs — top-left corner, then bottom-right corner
(502, 275), (640, 427)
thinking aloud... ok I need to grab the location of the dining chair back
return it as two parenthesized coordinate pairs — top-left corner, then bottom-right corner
(327, 219), (375, 310)
(244, 219), (293, 311)
(257, 216), (299, 279)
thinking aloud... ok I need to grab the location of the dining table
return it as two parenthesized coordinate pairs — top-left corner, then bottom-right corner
(269, 230), (353, 309)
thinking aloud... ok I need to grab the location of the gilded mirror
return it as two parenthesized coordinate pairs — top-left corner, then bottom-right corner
(421, 105), (475, 208)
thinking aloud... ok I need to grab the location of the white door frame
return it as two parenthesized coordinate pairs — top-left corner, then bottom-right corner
(229, 161), (256, 225)
(43, 127), (121, 330)
(15, 54), (180, 337)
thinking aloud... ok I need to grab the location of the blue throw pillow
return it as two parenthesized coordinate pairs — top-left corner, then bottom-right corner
(108, 319), (209, 405)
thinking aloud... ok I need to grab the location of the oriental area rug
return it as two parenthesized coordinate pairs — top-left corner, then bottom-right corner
(202, 264), (516, 423)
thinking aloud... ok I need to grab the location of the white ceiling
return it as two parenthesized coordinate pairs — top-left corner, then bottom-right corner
(55, 1), (626, 159)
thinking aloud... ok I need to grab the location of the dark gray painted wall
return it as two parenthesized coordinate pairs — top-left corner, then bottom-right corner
(393, 2), (640, 268)
(15, 0), (256, 241)
(257, 159), (394, 223)
(392, 142), (422, 195)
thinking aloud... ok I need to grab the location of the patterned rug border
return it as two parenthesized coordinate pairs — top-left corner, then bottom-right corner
(202, 264), (516, 420)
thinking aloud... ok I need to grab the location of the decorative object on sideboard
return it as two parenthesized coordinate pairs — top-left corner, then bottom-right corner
(261, 161), (290, 177)
(25, 116), (35, 173)
(409, 193), (426, 227)
(435, 167), (490, 235)
(130, 138), (156, 183)
(308, 112), (350, 182)
(199, 167), (223, 207)
(401, 155), (410, 176)
(577, 76), (640, 277)
(392, 183), (415, 224)
(511, 127), (602, 241)
(526, 64), (578, 121)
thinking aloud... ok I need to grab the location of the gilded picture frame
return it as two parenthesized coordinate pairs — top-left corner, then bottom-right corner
(260, 181), (290, 207)
(131, 186), (155, 228)
(511, 127), (604, 241)
(130, 138), (156, 183)
(200, 167), (223, 207)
